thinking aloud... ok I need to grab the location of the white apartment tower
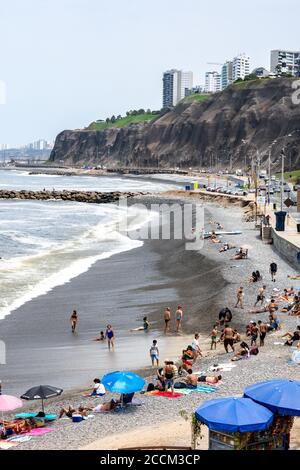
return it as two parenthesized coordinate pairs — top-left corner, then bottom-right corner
(162, 69), (193, 107)
(205, 71), (221, 93)
(232, 54), (250, 81)
(270, 50), (300, 76)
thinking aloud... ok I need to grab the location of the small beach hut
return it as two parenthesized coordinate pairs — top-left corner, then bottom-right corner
(195, 397), (274, 450)
(243, 379), (300, 449)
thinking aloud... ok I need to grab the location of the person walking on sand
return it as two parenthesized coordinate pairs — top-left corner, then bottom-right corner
(250, 322), (259, 346)
(224, 324), (235, 353)
(270, 262), (278, 282)
(175, 305), (183, 332)
(191, 333), (203, 362)
(70, 310), (78, 333)
(150, 340), (159, 367)
(210, 324), (218, 350)
(258, 320), (268, 347)
(105, 324), (115, 350)
(235, 287), (244, 309)
(254, 285), (267, 307)
(164, 307), (171, 334)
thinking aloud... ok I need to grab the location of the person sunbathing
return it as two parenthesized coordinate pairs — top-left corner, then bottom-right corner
(211, 231), (221, 244)
(249, 306), (268, 314)
(282, 326), (300, 345)
(219, 243), (236, 253)
(182, 369), (198, 388)
(231, 248), (244, 260)
(197, 374), (222, 384)
(1, 418), (32, 435)
(277, 289), (290, 302)
(231, 342), (250, 361)
(59, 405), (92, 419)
(249, 271), (258, 283)
(93, 400), (118, 413)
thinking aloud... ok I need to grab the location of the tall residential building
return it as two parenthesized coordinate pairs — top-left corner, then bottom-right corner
(232, 54), (250, 81)
(162, 69), (193, 107)
(221, 61), (233, 90)
(204, 71), (221, 93)
(270, 50), (300, 77)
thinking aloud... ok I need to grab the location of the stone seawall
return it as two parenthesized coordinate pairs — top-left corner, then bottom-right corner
(271, 228), (300, 269)
(0, 190), (141, 204)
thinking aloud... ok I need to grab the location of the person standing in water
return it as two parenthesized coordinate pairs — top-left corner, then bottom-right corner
(163, 307), (171, 334)
(175, 305), (183, 332)
(70, 310), (78, 333)
(105, 325), (115, 350)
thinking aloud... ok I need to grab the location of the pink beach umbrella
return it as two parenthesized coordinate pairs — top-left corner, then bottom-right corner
(0, 395), (23, 427)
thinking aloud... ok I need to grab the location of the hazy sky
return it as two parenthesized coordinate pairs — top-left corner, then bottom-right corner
(1, 0), (300, 145)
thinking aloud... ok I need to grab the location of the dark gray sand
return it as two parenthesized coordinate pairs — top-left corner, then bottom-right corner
(0, 197), (225, 395)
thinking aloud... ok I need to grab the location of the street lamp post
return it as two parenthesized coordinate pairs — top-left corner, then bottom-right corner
(280, 149), (285, 212)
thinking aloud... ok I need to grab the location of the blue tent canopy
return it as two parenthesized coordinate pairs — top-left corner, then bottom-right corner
(102, 371), (145, 394)
(244, 379), (300, 416)
(195, 397), (274, 433)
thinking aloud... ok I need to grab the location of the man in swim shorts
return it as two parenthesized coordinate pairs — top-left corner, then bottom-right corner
(164, 307), (171, 334)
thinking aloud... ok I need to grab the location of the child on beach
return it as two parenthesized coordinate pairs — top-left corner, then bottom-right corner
(210, 325), (218, 350)
(150, 340), (159, 367)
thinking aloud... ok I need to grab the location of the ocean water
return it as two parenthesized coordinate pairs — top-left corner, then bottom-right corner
(0, 170), (176, 321)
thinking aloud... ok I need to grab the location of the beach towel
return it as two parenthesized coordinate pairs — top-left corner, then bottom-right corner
(208, 363), (237, 372)
(15, 412), (57, 421)
(177, 386), (217, 395)
(7, 435), (32, 443)
(0, 441), (20, 449)
(26, 427), (54, 436)
(147, 390), (182, 398)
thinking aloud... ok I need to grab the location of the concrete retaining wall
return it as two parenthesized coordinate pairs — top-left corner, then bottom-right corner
(271, 228), (300, 269)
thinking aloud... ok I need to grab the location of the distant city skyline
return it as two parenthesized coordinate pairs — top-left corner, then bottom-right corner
(0, 0), (300, 146)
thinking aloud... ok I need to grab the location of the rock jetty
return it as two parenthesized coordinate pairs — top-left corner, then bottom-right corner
(0, 190), (141, 204)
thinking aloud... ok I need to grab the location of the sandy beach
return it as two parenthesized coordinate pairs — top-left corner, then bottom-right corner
(0, 193), (300, 450)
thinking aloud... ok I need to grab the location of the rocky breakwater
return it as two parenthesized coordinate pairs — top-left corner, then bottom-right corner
(0, 189), (142, 204)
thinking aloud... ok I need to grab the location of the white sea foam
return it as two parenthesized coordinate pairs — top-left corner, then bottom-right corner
(0, 237), (142, 320)
(0, 203), (151, 320)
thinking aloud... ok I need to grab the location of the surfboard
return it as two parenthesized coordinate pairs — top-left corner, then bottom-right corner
(203, 230), (242, 239)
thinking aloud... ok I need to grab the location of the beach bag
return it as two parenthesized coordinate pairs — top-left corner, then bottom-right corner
(146, 383), (155, 392)
(174, 382), (187, 389)
(250, 347), (259, 356)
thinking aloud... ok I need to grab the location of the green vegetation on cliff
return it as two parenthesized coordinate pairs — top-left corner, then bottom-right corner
(180, 93), (211, 104)
(88, 110), (159, 131)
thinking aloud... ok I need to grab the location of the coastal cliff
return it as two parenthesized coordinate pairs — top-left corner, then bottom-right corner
(50, 78), (300, 170)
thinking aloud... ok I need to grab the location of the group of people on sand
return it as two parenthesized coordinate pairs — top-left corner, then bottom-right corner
(69, 311), (116, 350)
(163, 305), (183, 333)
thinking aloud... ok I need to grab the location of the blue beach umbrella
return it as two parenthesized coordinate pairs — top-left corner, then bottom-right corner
(102, 371), (145, 394)
(244, 379), (300, 416)
(195, 397), (274, 433)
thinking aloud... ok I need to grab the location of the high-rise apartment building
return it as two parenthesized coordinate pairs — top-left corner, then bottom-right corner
(162, 69), (193, 107)
(232, 54), (250, 81)
(270, 50), (300, 77)
(221, 61), (233, 90)
(204, 71), (221, 93)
